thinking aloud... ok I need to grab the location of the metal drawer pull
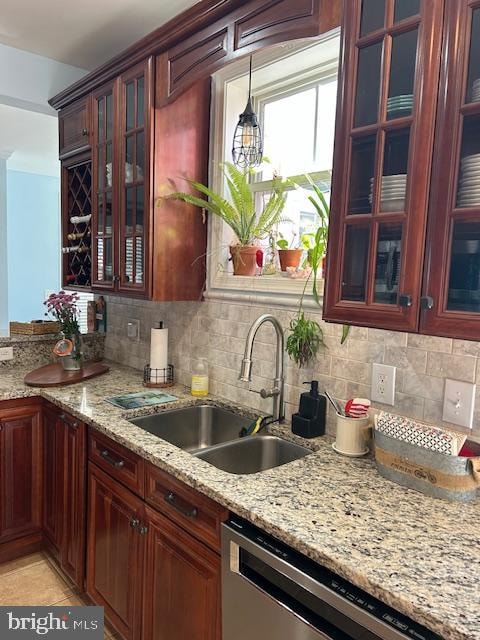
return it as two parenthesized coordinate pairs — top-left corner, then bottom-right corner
(130, 518), (140, 530)
(100, 449), (125, 468)
(164, 491), (198, 518)
(138, 525), (149, 535)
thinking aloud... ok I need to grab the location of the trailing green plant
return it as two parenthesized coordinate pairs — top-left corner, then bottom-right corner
(161, 161), (289, 246)
(286, 312), (324, 368)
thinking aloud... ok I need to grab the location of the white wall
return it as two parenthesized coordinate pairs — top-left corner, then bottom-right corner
(0, 43), (87, 115)
(0, 155), (9, 336)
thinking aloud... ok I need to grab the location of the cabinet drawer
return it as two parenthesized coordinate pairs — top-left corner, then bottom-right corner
(145, 463), (228, 552)
(88, 430), (144, 497)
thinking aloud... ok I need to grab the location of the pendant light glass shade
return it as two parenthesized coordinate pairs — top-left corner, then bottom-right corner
(232, 57), (263, 168)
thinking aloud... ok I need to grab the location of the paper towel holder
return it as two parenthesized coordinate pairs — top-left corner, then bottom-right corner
(143, 364), (175, 388)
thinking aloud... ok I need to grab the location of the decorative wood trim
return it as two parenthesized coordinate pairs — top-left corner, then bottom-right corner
(49, 0), (340, 110)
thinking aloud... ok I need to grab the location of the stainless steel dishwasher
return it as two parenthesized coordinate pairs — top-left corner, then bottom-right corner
(222, 517), (442, 640)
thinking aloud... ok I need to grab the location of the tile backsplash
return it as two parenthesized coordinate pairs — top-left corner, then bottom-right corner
(103, 295), (480, 435)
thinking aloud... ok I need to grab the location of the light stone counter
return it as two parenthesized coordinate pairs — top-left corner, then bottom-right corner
(1, 363), (478, 640)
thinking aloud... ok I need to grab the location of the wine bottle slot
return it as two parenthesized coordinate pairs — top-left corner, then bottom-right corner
(67, 231), (91, 241)
(62, 245), (90, 254)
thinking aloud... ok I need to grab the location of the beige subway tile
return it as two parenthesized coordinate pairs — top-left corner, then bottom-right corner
(375, 392), (424, 420)
(452, 339), (480, 356)
(427, 352), (476, 382)
(368, 328), (408, 347)
(384, 347), (427, 373)
(331, 357), (371, 383)
(347, 339), (384, 363)
(423, 399), (443, 424)
(403, 372), (445, 401)
(407, 334), (452, 353)
(345, 381), (371, 402)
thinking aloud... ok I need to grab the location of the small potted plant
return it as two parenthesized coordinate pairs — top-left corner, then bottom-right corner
(44, 291), (83, 371)
(162, 162), (289, 276)
(276, 233), (304, 271)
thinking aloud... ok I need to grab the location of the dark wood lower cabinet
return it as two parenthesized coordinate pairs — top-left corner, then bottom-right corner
(0, 399), (43, 559)
(142, 505), (221, 640)
(43, 405), (64, 551)
(60, 413), (87, 587)
(86, 463), (144, 640)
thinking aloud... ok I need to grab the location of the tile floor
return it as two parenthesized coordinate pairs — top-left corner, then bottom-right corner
(0, 552), (119, 639)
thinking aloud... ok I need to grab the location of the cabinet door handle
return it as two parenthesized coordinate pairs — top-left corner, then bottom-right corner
(59, 413), (66, 421)
(420, 296), (434, 310)
(398, 294), (412, 308)
(138, 525), (148, 535)
(130, 517), (140, 530)
(100, 449), (125, 468)
(82, 128), (88, 136)
(164, 491), (198, 519)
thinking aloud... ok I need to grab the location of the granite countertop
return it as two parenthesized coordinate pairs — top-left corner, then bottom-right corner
(1, 363), (479, 640)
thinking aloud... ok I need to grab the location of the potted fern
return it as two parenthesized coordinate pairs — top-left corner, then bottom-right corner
(163, 162), (289, 276)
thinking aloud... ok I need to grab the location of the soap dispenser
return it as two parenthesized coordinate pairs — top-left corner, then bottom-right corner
(291, 381), (326, 438)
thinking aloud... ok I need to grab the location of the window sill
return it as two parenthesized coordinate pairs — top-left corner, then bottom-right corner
(204, 273), (324, 309)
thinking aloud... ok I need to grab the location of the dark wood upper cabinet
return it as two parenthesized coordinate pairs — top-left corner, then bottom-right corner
(0, 400), (42, 543)
(59, 96), (91, 159)
(421, 0), (480, 340)
(324, 0), (444, 332)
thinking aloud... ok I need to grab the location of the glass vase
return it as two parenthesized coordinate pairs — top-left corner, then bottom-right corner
(62, 331), (84, 371)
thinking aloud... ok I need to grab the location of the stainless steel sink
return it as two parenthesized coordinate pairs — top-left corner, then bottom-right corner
(193, 435), (311, 474)
(129, 404), (252, 453)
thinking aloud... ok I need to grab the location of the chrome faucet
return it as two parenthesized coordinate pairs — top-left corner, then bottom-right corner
(239, 314), (285, 422)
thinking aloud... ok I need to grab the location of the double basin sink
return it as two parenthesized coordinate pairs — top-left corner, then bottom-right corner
(129, 404), (311, 474)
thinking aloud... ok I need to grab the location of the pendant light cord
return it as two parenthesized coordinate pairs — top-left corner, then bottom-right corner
(248, 55), (252, 100)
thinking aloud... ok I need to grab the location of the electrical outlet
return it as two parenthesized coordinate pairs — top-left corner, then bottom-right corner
(0, 346), (14, 361)
(371, 363), (396, 405)
(127, 319), (140, 341)
(442, 379), (475, 429)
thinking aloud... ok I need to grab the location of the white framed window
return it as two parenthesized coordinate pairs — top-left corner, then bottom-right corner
(206, 30), (340, 307)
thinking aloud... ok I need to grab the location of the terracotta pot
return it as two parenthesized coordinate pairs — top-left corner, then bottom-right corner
(230, 245), (259, 276)
(278, 248), (303, 272)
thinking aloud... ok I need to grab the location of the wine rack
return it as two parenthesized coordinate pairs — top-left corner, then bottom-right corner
(63, 160), (92, 288)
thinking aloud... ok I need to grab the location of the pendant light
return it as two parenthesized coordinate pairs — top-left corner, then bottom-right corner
(232, 56), (263, 168)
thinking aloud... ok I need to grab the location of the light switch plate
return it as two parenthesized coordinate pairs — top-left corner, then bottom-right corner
(0, 346), (14, 361)
(371, 363), (396, 405)
(127, 319), (140, 341)
(442, 378), (475, 429)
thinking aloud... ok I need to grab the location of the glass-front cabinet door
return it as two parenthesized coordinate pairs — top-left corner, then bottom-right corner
(92, 82), (117, 291)
(422, 1), (480, 339)
(324, 0), (444, 331)
(118, 59), (152, 296)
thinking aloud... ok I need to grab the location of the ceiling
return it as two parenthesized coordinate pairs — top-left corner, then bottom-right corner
(0, 105), (59, 177)
(0, 0), (200, 70)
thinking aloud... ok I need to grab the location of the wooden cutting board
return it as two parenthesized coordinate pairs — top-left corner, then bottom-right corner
(24, 362), (110, 387)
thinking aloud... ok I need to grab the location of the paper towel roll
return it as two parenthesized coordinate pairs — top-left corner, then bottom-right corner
(150, 324), (168, 383)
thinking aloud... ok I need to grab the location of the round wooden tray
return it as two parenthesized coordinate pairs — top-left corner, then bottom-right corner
(24, 362), (110, 387)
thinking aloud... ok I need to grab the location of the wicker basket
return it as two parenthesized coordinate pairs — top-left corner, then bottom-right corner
(9, 321), (61, 336)
(374, 430), (480, 502)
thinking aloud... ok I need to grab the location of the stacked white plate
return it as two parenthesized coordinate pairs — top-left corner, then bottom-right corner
(458, 153), (480, 208)
(369, 174), (407, 212)
(472, 78), (480, 102)
(387, 94), (413, 117)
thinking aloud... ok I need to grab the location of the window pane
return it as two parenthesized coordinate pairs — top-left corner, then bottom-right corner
(394, 0), (420, 23)
(125, 135), (134, 184)
(387, 29), (418, 120)
(97, 193), (104, 233)
(126, 187), (134, 232)
(105, 191), (112, 233)
(104, 237), (113, 281)
(97, 98), (104, 142)
(135, 237), (144, 284)
(380, 128), (410, 212)
(126, 82), (135, 131)
(374, 224), (402, 304)
(314, 80), (338, 171)
(466, 9), (480, 104)
(447, 222), (480, 312)
(137, 77), (145, 127)
(360, 0), (385, 36)
(136, 131), (145, 180)
(456, 115), (480, 209)
(136, 186), (144, 232)
(349, 134), (376, 214)
(341, 226), (370, 301)
(106, 93), (113, 140)
(354, 42), (382, 128)
(262, 87), (317, 179)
